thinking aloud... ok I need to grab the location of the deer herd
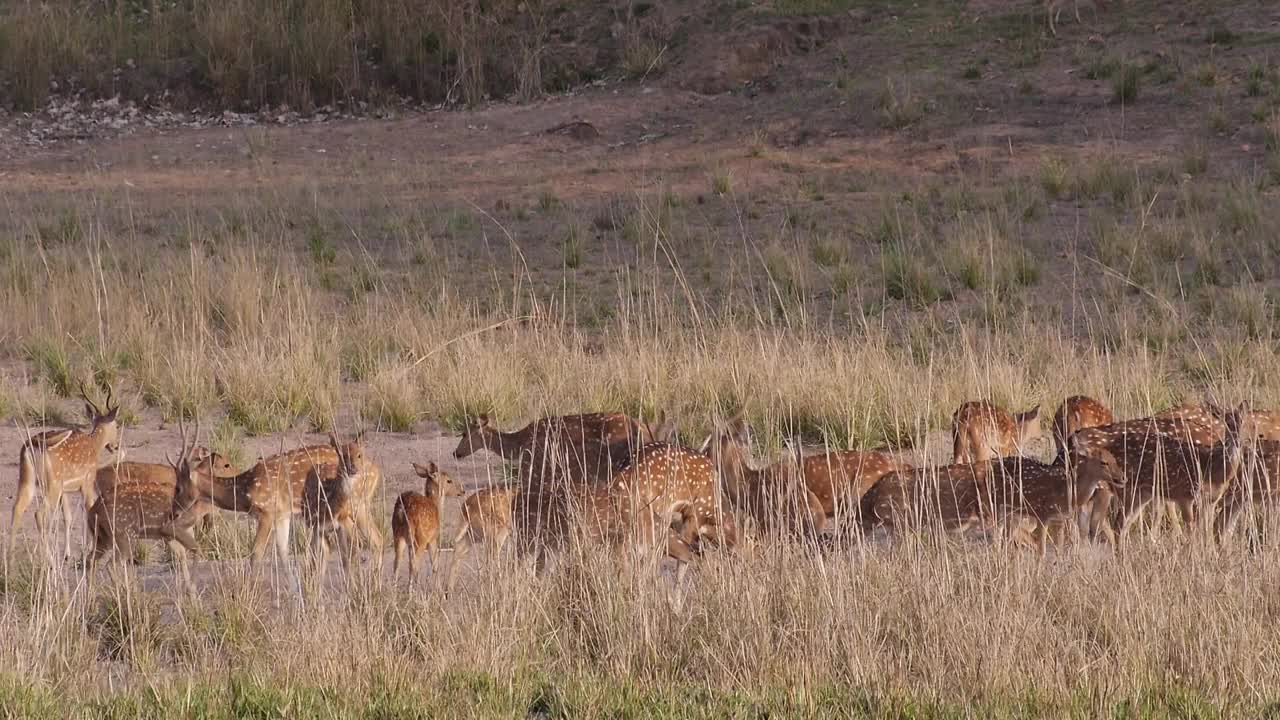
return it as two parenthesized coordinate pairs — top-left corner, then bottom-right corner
(9, 384), (1280, 593)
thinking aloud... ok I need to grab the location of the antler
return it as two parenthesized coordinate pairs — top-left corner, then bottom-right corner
(166, 414), (188, 469)
(104, 383), (116, 412)
(78, 380), (102, 417)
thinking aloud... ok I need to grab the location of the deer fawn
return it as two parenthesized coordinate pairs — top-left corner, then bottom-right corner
(11, 382), (120, 561)
(300, 433), (384, 578)
(453, 412), (669, 487)
(392, 461), (463, 584)
(1051, 395), (1114, 463)
(88, 419), (203, 590)
(951, 401), (1042, 465)
(444, 483), (520, 586)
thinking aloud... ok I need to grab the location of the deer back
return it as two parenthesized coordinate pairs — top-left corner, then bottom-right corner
(1051, 395), (1114, 459)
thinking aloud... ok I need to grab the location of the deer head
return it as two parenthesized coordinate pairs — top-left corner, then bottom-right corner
(453, 414), (495, 459)
(1013, 405), (1043, 446)
(413, 461), (464, 498)
(81, 381), (121, 453)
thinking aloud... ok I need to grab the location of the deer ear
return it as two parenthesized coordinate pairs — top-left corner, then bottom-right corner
(354, 430), (366, 444)
(412, 462), (432, 478)
(328, 432), (340, 448)
(427, 461), (439, 475)
(1027, 405), (1040, 420)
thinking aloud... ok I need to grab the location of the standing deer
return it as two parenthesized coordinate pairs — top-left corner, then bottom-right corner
(990, 456), (1107, 555)
(1051, 395), (1114, 463)
(392, 461), (463, 584)
(172, 442), (331, 570)
(453, 411), (669, 488)
(96, 449), (240, 531)
(1214, 422), (1280, 542)
(860, 461), (994, 539)
(607, 441), (724, 555)
(11, 383), (120, 561)
(951, 401), (1042, 465)
(275, 437), (383, 559)
(444, 483), (520, 585)
(1070, 413), (1226, 539)
(301, 433), (384, 578)
(87, 419), (204, 591)
(1075, 418), (1244, 547)
(741, 424), (911, 531)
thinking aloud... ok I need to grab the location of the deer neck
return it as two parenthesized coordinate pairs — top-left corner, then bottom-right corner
(715, 440), (762, 505)
(488, 426), (534, 462)
(198, 466), (258, 511)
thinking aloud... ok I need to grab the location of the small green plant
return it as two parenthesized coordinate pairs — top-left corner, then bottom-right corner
(562, 226), (582, 269)
(1039, 158), (1070, 200)
(538, 190), (560, 212)
(444, 210), (475, 235)
(810, 237), (845, 268)
(710, 170), (732, 196)
(1111, 62), (1140, 104)
(1245, 64), (1269, 97)
(883, 246), (945, 307)
(306, 222), (336, 264)
(877, 78), (927, 130)
(1182, 144), (1209, 176)
(1204, 23), (1239, 45)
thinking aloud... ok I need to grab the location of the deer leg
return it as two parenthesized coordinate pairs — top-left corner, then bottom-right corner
(358, 508), (383, 570)
(446, 527), (471, 591)
(406, 538), (419, 584)
(1213, 489), (1244, 542)
(8, 472), (38, 554)
(393, 537), (406, 578)
(249, 515), (274, 569)
(425, 543), (440, 585)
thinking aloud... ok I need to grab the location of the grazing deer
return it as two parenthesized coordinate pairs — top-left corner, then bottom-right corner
(1051, 395), (1114, 463)
(701, 419), (827, 539)
(1214, 431), (1280, 542)
(453, 412), (669, 487)
(444, 483), (520, 585)
(96, 449), (240, 532)
(951, 401), (1042, 465)
(173, 442), (330, 570)
(301, 433), (383, 578)
(11, 383), (120, 561)
(392, 461), (463, 584)
(990, 457), (1106, 555)
(1077, 420), (1244, 547)
(607, 441), (724, 554)
(513, 483), (734, 579)
(860, 461), (993, 538)
(1069, 413), (1226, 539)
(664, 502), (738, 584)
(87, 419), (203, 590)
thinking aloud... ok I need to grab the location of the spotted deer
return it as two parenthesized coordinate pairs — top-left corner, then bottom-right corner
(701, 418), (826, 539)
(607, 441), (724, 552)
(1051, 395), (1114, 463)
(11, 383), (120, 560)
(272, 437), (383, 559)
(96, 450), (240, 532)
(1075, 418), (1245, 547)
(990, 456), (1107, 555)
(391, 461), (463, 584)
(444, 483), (520, 585)
(172, 442), (333, 569)
(1214, 423), (1280, 541)
(860, 461), (994, 538)
(951, 401), (1042, 465)
(453, 412), (669, 488)
(301, 433), (384, 577)
(87, 419), (203, 590)
(513, 482), (734, 579)
(664, 502), (738, 584)
(1070, 413), (1226, 539)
